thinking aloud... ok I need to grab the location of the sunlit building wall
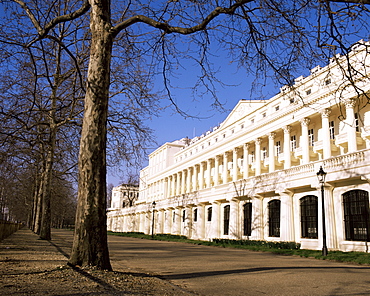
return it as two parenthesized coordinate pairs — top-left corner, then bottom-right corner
(108, 41), (370, 252)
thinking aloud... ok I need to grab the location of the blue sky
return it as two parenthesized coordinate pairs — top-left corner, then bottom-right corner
(107, 52), (280, 186)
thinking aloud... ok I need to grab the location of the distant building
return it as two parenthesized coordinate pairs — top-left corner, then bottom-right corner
(107, 184), (139, 232)
(108, 40), (370, 252)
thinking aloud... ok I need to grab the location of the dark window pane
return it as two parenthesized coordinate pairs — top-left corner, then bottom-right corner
(300, 195), (318, 239)
(268, 200), (280, 237)
(224, 205), (230, 235)
(343, 190), (369, 241)
(243, 203), (252, 236)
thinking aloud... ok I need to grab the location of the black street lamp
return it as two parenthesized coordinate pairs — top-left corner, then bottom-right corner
(317, 166), (328, 256)
(151, 201), (156, 239)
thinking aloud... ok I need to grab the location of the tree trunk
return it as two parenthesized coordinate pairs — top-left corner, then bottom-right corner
(39, 127), (56, 240)
(69, 0), (112, 270)
(33, 174), (44, 234)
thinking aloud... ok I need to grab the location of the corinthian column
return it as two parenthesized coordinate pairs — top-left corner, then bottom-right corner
(223, 151), (229, 184)
(243, 143), (250, 179)
(255, 138), (262, 175)
(214, 155), (220, 186)
(300, 118), (310, 164)
(283, 125), (292, 169)
(206, 159), (212, 188)
(345, 99), (357, 152)
(199, 162), (204, 189)
(321, 108), (331, 159)
(268, 132), (276, 173)
(233, 147), (239, 182)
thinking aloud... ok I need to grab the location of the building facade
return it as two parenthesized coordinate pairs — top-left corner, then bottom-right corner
(107, 184), (139, 232)
(108, 41), (370, 252)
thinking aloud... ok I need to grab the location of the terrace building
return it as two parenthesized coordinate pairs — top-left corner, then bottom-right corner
(108, 41), (370, 252)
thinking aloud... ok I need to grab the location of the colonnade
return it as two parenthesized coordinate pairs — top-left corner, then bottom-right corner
(147, 100), (359, 201)
(110, 184), (342, 251)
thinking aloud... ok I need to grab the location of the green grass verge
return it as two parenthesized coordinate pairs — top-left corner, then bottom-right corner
(107, 231), (370, 265)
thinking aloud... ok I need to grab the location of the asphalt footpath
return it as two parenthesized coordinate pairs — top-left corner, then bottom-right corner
(0, 228), (192, 296)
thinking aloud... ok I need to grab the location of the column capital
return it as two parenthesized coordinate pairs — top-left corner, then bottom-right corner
(320, 108), (331, 118)
(344, 98), (356, 108)
(300, 117), (310, 126)
(233, 147), (240, 154)
(283, 125), (292, 134)
(268, 132), (276, 140)
(244, 143), (250, 150)
(224, 151), (230, 157)
(255, 137), (262, 145)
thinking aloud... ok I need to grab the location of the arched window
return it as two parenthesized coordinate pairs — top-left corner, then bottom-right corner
(300, 195), (318, 239)
(243, 202), (252, 236)
(268, 200), (280, 237)
(224, 205), (230, 235)
(343, 190), (370, 241)
(207, 207), (212, 222)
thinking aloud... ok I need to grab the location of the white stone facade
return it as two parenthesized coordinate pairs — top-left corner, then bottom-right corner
(108, 41), (370, 252)
(107, 184), (139, 232)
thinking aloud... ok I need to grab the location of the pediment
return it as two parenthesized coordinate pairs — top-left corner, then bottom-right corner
(220, 100), (266, 128)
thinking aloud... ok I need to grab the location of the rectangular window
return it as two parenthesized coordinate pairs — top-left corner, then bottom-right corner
(250, 151), (255, 162)
(290, 135), (297, 151)
(308, 129), (314, 146)
(275, 105), (280, 111)
(275, 141), (281, 155)
(262, 147), (267, 160)
(182, 210), (186, 222)
(343, 190), (369, 241)
(306, 89), (311, 95)
(329, 121), (335, 139)
(355, 113), (359, 132)
(268, 200), (281, 237)
(207, 207), (212, 222)
(243, 203), (252, 236)
(224, 205), (230, 235)
(194, 208), (198, 222)
(300, 196), (318, 239)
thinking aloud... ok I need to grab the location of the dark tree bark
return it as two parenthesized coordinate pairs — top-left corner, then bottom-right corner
(69, 0), (113, 270)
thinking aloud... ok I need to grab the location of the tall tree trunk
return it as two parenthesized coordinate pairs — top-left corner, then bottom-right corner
(33, 174), (44, 234)
(39, 127), (56, 240)
(69, 0), (112, 270)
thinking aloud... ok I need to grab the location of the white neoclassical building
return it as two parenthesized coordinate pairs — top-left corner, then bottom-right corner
(108, 40), (370, 252)
(107, 184), (139, 232)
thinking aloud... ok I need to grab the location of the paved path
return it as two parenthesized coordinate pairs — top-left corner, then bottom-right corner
(52, 230), (370, 296)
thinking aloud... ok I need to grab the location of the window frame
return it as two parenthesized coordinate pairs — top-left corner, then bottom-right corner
(223, 205), (230, 235)
(343, 190), (370, 242)
(207, 207), (212, 222)
(268, 200), (281, 237)
(243, 202), (252, 236)
(300, 195), (318, 239)
(308, 128), (315, 146)
(329, 120), (335, 140)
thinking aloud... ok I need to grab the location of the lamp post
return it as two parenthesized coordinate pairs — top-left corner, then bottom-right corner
(316, 166), (328, 256)
(151, 201), (156, 239)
